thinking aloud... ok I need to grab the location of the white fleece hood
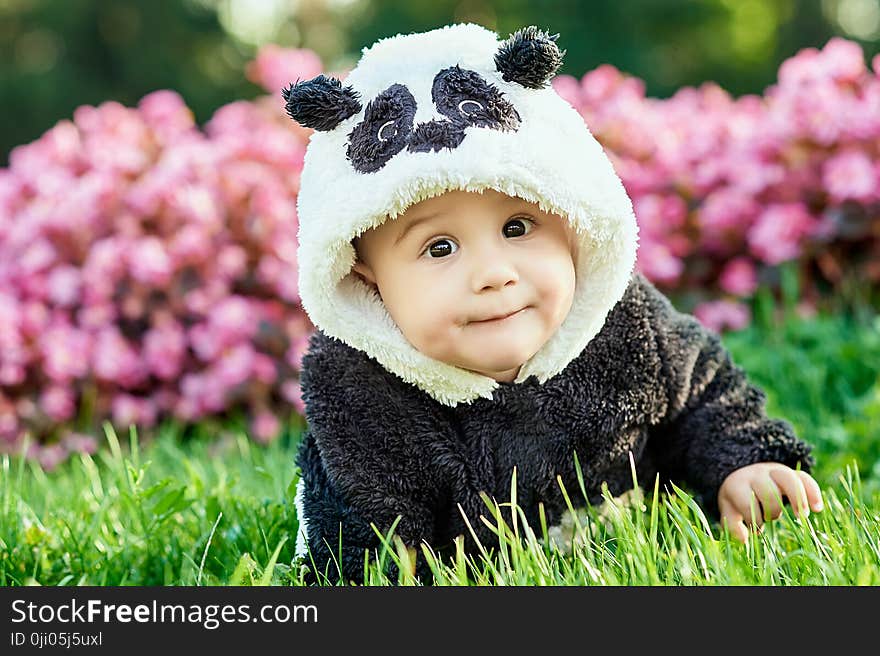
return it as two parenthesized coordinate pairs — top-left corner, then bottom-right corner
(284, 23), (639, 407)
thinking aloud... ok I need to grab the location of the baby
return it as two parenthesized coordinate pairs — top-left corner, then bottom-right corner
(284, 24), (823, 584)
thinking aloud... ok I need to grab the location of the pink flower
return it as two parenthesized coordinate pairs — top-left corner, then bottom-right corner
(173, 396), (200, 422)
(129, 237), (173, 286)
(822, 149), (878, 203)
(21, 300), (50, 337)
(551, 74), (582, 108)
(92, 328), (145, 388)
(42, 120), (82, 166)
(820, 37), (867, 83)
(726, 159), (785, 196)
(285, 335), (310, 371)
(40, 385), (76, 422)
(216, 245), (247, 279)
(183, 278), (229, 318)
(40, 325), (91, 382)
(250, 410), (281, 444)
(719, 257), (759, 297)
(250, 181), (295, 226)
(748, 203), (818, 265)
(110, 394), (139, 427)
(778, 47), (822, 87)
(0, 403), (19, 442)
(205, 101), (258, 138)
(47, 265), (82, 307)
(253, 352), (277, 385)
(213, 343), (256, 388)
(281, 379), (305, 415)
(152, 388), (178, 412)
(636, 239), (684, 285)
(697, 190), (760, 255)
(138, 90), (195, 142)
(0, 363), (25, 386)
(82, 237), (126, 294)
(169, 225), (212, 264)
(20, 239), (57, 275)
(61, 432), (98, 455)
(188, 322), (222, 361)
(167, 184), (223, 230)
(633, 193), (688, 238)
(111, 394), (157, 428)
(77, 303), (117, 329)
(579, 64), (628, 106)
(144, 323), (187, 380)
(256, 255), (283, 287)
(247, 45), (324, 95)
(208, 296), (258, 342)
(694, 299), (752, 333)
(31, 443), (67, 471)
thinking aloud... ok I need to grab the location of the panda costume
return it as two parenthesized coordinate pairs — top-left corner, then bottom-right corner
(283, 24), (814, 584)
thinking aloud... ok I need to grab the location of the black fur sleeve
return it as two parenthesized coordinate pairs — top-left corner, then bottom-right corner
(295, 330), (443, 585)
(295, 430), (434, 585)
(639, 276), (815, 518)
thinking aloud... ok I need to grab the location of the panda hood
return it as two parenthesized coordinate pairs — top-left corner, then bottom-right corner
(285, 23), (639, 407)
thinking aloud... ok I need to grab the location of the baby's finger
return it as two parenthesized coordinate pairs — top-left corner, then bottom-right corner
(725, 476), (764, 528)
(745, 492), (764, 529)
(796, 470), (824, 512)
(751, 475), (784, 520)
(769, 467), (810, 517)
(718, 496), (748, 543)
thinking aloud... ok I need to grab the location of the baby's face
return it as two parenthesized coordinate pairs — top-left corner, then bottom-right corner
(352, 189), (577, 383)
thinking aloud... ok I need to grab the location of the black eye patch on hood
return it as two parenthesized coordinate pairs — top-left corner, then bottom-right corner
(431, 66), (521, 131)
(346, 84), (416, 173)
(345, 68), (521, 172)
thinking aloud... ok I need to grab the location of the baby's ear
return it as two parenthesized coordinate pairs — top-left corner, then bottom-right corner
(281, 75), (362, 131)
(351, 260), (377, 287)
(494, 26), (565, 89)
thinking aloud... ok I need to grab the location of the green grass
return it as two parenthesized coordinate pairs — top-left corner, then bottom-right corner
(2, 298), (879, 586)
(1, 423), (307, 586)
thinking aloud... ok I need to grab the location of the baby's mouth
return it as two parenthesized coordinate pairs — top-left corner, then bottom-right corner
(470, 307), (528, 324)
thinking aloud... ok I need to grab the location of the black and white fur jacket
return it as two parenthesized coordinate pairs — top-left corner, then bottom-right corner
(293, 271), (813, 583)
(282, 24), (814, 584)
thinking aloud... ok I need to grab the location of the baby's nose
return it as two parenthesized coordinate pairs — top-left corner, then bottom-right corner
(472, 259), (519, 292)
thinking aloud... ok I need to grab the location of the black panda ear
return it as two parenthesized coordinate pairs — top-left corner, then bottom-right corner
(281, 75), (362, 131)
(494, 26), (565, 89)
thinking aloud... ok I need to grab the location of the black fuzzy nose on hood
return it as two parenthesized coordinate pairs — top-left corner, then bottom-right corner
(407, 119), (466, 152)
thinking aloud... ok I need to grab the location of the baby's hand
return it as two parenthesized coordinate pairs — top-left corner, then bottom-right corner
(717, 462), (824, 543)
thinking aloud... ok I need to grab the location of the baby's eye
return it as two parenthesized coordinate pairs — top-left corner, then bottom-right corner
(503, 217), (535, 238)
(425, 239), (458, 260)
(424, 216), (535, 260)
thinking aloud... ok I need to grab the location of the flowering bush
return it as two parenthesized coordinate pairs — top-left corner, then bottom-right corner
(553, 37), (880, 331)
(2, 38), (877, 466)
(0, 50), (324, 466)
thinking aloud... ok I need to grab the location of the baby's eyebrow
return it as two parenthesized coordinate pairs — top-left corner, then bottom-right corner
(392, 198), (533, 246)
(394, 212), (440, 246)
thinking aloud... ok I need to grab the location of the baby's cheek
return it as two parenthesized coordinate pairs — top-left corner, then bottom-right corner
(401, 293), (457, 354)
(535, 257), (576, 321)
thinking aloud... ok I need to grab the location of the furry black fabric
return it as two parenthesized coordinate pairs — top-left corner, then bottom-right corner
(282, 75), (362, 132)
(408, 119), (466, 153)
(494, 26), (565, 89)
(295, 272), (814, 584)
(431, 66), (522, 131)
(346, 84), (417, 173)
(344, 68), (520, 170)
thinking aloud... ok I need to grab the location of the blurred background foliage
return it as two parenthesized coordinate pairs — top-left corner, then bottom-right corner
(3, 0), (880, 165)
